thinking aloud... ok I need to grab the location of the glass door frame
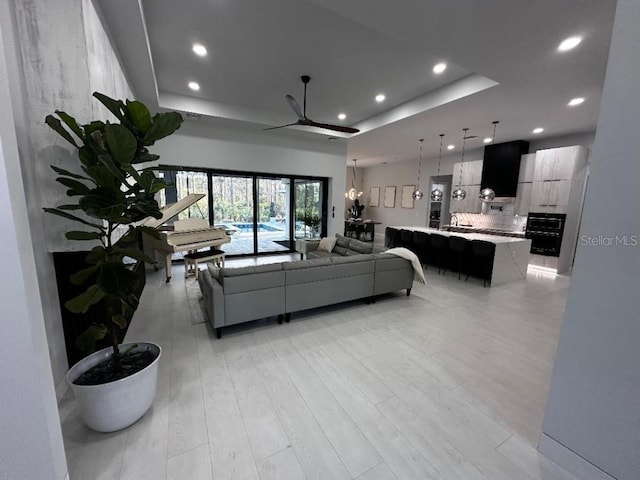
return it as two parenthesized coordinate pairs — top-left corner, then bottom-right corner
(159, 165), (329, 258)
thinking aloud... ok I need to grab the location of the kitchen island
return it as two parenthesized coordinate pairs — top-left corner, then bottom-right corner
(389, 226), (532, 286)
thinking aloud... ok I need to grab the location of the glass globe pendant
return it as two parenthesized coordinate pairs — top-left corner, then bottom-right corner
(479, 187), (495, 202)
(431, 134), (445, 201)
(412, 139), (424, 200)
(452, 128), (469, 201)
(479, 121), (499, 202)
(452, 187), (466, 201)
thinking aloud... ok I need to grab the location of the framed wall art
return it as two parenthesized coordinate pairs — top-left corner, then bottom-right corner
(383, 186), (396, 208)
(401, 185), (416, 208)
(369, 186), (380, 207)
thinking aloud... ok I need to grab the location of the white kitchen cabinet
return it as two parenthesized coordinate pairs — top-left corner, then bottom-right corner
(533, 149), (557, 182)
(515, 182), (532, 216)
(465, 185), (481, 213)
(554, 147), (580, 180)
(452, 160), (483, 187)
(531, 180), (571, 208)
(518, 153), (536, 183)
(466, 160), (483, 185)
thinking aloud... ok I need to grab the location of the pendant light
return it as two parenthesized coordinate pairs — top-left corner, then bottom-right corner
(430, 134), (445, 201)
(451, 128), (469, 201)
(346, 158), (363, 200)
(479, 120), (499, 202)
(412, 139), (425, 200)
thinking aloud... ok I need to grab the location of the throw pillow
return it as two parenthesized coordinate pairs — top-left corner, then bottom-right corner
(317, 236), (337, 253)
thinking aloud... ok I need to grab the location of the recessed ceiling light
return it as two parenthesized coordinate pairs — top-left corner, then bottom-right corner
(188, 81), (200, 91)
(447, 144), (455, 150)
(568, 97), (585, 106)
(433, 62), (447, 74)
(192, 43), (207, 57)
(558, 36), (582, 52)
(532, 127), (544, 134)
(483, 137), (493, 143)
(337, 113), (346, 120)
(375, 94), (386, 103)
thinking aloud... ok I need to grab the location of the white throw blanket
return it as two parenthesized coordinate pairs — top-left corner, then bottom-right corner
(384, 247), (426, 284)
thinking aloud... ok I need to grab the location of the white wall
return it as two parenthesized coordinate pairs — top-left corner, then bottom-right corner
(151, 121), (348, 236)
(541, 1), (640, 479)
(0, 20), (67, 480)
(1, 0), (134, 394)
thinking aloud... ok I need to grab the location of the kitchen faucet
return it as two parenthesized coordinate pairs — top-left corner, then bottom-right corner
(450, 214), (459, 226)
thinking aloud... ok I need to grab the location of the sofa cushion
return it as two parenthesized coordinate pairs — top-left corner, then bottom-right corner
(284, 255), (374, 284)
(348, 239), (373, 254)
(219, 263), (285, 294)
(207, 262), (221, 280)
(335, 234), (351, 249)
(317, 236), (337, 252)
(372, 245), (388, 254)
(307, 250), (337, 259)
(332, 245), (348, 256)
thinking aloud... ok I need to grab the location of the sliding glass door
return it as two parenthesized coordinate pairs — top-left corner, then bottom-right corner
(158, 167), (327, 257)
(294, 179), (324, 239)
(211, 174), (254, 255)
(257, 177), (291, 253)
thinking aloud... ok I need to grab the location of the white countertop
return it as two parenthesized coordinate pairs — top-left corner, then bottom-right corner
(389, 226), (531, 244)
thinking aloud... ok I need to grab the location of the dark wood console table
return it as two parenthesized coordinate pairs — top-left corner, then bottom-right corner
(344, 220), (381, 242)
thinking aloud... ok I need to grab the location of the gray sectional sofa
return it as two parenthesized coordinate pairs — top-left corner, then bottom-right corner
(198, 235), (414, 338)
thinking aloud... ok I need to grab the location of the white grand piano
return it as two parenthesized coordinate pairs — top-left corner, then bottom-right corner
(142, 193), (230, 282)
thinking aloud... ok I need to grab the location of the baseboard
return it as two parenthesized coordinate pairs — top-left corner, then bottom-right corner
(538, 433), (617, 480)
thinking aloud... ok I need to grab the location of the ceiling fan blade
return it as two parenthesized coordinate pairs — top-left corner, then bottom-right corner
(262, 121), (301, 131)
(285, 95), (305, 120)
(306, 120), (360, 134)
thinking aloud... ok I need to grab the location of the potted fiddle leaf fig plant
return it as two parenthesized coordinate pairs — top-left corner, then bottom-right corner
(44, 92), (183, 432)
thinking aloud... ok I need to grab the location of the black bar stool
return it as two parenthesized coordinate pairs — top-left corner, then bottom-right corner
(385, 227), (399, 247)
(447, 236), (470, 280)
(429, 233), (449, 274)
(398, 229), (415, 251)
(467, 240), (496, 287)
(412, 231), (430, 266)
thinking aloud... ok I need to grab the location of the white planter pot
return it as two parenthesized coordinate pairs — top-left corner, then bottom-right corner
(66, 342), (161, 433)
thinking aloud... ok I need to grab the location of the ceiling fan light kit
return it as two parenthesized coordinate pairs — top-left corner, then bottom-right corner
(265, 75), (360, 134)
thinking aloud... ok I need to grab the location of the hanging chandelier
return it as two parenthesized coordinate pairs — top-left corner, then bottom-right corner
(451, 128), (469, 201)
(430, 134), (444, 201)
(479, 120), (499, 202)
(413, 139), (425, 200)
(346, 158), (363, 200)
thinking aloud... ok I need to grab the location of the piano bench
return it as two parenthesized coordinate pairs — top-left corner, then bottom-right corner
(184, 248), (225, 280)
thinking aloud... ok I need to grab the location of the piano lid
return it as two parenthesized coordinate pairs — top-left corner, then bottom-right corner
(141, 193), (205, 229)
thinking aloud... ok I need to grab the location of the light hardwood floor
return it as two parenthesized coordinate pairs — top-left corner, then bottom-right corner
(60, 255), (579, 480)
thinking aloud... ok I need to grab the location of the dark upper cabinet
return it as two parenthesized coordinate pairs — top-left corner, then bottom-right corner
(481, 140), (530, 197)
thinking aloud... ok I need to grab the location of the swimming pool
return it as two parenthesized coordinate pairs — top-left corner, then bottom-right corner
(232, 223), (282, 233)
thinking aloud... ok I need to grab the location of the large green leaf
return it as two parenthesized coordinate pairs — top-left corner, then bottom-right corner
(45, 115), (79, 148)
(57, 204), (83, 211)
(96, 154), (126, 182)
(43, 208), (105, 230)
(125, 100), (152, 133)
(76, 324), (108, 354)
(132, 152), (160, 164)
(55, 110), (85, 142)
(96, 262), (139, 297)
(79, 189), (126, 221)
(70, 264), (100, 285)
(111, 314), (127, 330)
(50, 165), (91, 182)
(65, 284), (106, 314)
(104, 123), (137, 164)
(56, 177), (91, 196)
(83, 121), (105, 137)
(65, 231), (103, 241)
(92, 92), (125, 121)
(84, 164), (118, 188)
(139, 225), (160, 239)
(143, 112), (183, 145)
(85, 246), (108, 264)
